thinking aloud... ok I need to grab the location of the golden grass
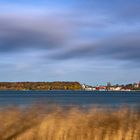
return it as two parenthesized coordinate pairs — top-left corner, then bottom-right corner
(0, 105), (140, 140)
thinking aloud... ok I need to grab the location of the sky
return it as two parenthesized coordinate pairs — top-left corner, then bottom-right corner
(0, 0), (140, 85)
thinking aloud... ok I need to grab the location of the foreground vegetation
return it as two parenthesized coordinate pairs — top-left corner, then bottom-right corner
(0, 82), (82, 90)
(0, 105), (140, 140)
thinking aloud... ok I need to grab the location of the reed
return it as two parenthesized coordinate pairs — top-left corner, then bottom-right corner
(0, 105), (140, 140)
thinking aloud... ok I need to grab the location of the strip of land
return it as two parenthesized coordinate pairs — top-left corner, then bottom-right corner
(0, 82), (82, 90)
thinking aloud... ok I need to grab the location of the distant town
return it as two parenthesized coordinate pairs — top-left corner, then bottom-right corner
(82, 82), (140, 91)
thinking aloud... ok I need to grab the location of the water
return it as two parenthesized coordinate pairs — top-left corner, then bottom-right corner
(0, 90), (140, 108)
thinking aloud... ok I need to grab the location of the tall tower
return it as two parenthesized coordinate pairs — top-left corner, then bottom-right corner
(107, 82), (111, 90)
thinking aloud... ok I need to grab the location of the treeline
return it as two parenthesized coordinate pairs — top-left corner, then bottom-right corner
(119, 83), (140, 90)
(0, 82), (82, 90)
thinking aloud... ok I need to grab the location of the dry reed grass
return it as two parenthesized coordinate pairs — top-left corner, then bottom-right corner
(0, 105), (140, 140)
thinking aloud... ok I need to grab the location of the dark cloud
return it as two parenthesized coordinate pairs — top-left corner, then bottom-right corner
(50, 33), (140, 64)
(0, 13), (69, 53)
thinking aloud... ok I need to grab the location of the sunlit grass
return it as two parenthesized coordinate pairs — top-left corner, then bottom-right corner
(0, 105), (140, 140)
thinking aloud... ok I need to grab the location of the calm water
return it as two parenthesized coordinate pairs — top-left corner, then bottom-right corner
(0, 90), (140, 108)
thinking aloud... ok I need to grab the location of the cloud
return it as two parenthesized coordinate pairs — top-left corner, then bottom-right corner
(0, 1), (140, 66)
(0, 12), (72, 53)
(49, 32), (140, 64)
(0, 1), (140, 83)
